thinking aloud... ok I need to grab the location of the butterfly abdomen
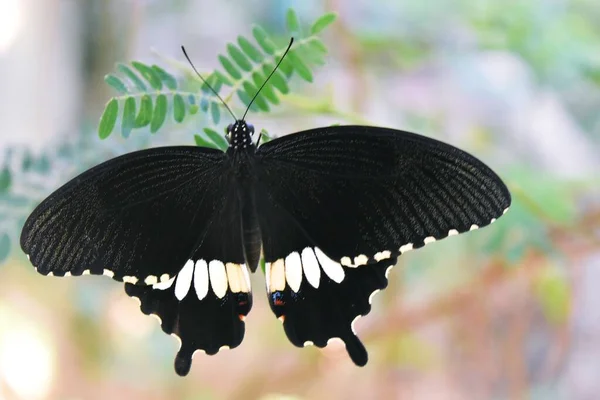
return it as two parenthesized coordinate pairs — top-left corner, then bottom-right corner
(237, 168), (262, 273)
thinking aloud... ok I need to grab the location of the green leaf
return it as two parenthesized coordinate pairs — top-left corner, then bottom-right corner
(150, 94), (167, 133)
(219, 55), (242, 80)
(0, 167), (11, 193)
(260, 257), (266, 274)
(287, 51), (313, 82)
(286, 8), (301, 33)
(228, 43), (252, 72)
(194, 134), (219, 149)
(98, 98), (118, 139)
(200, 97), (209, 112)
(237, 90), (252, 108)
(276, 54), (294, 77)
(259, 128), (271, 144)
(188, 95), (199, 114)
(203, 128), (229, 151)
(104, 74), (128, 93)
(117, 63), (147, 91)
(252, 72), (278, 105)
(243, 81), (269, 111)
(201, 72), (223, 95)
(214, 70), (233, 87)
(210, 102), (220, 124)
(263, 65), (289, 94)
(308, 37), (328, 53)
(134, 95), (153, 128)
(252, 25), (276, 55)
(0, 233), (9, 263)
(238, 36), (264, 63)
(121, 97), (136, 138)
(132, 61), (162, 90)
(302, 39), (327, 65)
(310, 12), (337, 34)
(173, 94), (186, 123)
(152, 65), (177, 90)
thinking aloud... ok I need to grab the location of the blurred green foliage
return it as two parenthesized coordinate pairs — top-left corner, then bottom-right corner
(98, 9), (336, 144)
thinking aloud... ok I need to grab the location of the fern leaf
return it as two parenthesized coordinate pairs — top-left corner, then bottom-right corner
(252, 26), (276, 55)
(173, 94), (186, 123)
(228, 43), (253, 72)
(252, 72), (278, 104)
(135, 95), (153, 128)
(194, 134), (219, 149)
(150, 94), (167, 133)
(104, 74), (128, 93)
(99, 10), (337, 138)
(310, 13), (337, 34)
(188, 94), (199, 114)
(203, 128), (229, 151)
(286, 9), (301, 34)
(98, 99), (118, 139)
(210, 102), (220, 124)
(117, 63), (147, 91)
(242, 81), (269, 112)
(286, 51), (313, 82)
(132, 61), (163, 90)
(219, 55), (242, 80)
(238, 36), (264, 63)
(152, 65), (177, 89)
(263, 64), (289, 94)
(121, 97), (137, 138)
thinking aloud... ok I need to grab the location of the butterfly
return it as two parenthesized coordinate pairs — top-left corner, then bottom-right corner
(19, 38), (511, 376)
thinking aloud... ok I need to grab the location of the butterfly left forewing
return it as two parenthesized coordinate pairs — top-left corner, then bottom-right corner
(20, 146), (229, 283)
(254, 125), (511, 364)
(21, 145), (254, 376)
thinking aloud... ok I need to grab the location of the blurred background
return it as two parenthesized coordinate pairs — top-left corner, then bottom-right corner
(1, 0), (600, 399)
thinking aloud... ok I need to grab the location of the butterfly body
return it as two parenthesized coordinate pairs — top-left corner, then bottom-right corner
(21, 122), (511, 376)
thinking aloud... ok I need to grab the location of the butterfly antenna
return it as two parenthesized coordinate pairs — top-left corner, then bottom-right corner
(181, 45), (237, 121)
(242, 37), (294, 121)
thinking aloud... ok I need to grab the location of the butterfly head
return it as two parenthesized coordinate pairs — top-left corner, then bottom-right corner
(227, 120), (255, 150)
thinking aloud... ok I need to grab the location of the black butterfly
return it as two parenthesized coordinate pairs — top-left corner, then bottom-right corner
(20, 39), (511, 376)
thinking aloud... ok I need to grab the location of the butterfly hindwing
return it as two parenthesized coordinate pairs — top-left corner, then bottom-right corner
(255, 125), (511, 363)
(20, 146), (228, 283)
(124, 179), (252, 376)
(274, 256), (398, 365)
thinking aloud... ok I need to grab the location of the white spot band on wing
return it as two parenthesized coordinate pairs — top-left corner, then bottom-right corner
(269, 259), (286, 292)
(209, 260), (228, 299)
(285, 252), (303, 293)
(314, 247), (345, 283)
(194, 259), (209, 300)
(174, 260), (194, 301)
(301, 247), (321, 289)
